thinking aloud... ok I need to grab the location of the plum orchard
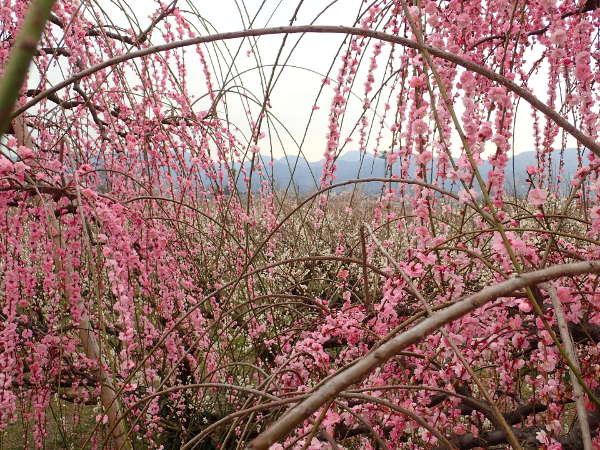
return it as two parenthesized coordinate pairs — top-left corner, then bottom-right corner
(1, 0), (600, 448)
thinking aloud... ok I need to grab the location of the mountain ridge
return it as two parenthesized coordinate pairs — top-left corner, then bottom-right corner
(232, 148), (588, 195)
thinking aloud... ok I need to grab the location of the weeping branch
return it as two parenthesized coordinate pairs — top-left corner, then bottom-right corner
(11, 25), (600, 158)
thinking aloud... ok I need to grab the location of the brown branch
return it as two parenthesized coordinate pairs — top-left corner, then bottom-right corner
(48, 13), (136, 45)
(37, 46), (70, 57)
(359, 225), (373, 314)
(73, 82), (109, 137)
(11, 26), (600, 158)
(25, 88), (84, 109)
(0, 183), (76, 201)
(440, 427), (541, 450)
(504, 402), (547, 425)
(439, 404), (600, 450)
(48, 2), (175, 47)
(428, 390), (547, 427)
(544, 284), (593, 449)
(25, 87), (192, 136)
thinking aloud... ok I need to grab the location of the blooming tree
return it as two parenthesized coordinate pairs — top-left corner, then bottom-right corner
(0, 0), (600, 448)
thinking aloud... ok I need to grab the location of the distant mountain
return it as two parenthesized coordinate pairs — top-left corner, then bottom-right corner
(230, 148), (588, 196)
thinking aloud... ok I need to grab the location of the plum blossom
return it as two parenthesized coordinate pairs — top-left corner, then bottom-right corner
(528, 188), (547, 206)
(13, 161), (29, 174)
(0, 1), (599, 448)
(591, 206), (600, 226)
(412, 119), (428, 135)
(0, 156), (13, 174)
(488, 86), (511, 107)
(549, 27), (567, 46)
(526, 165), (538, 176)
(458, 188), (477, 203)
(18, 146), (34, 159)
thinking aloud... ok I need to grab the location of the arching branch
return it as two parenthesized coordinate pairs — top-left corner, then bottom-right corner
(11, 25), (600, 158)
(249, 261), (600, 449)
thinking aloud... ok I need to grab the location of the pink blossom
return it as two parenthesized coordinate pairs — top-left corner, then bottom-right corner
(337, 269), (349, 280)
(0, 2), (598, 447)
(539, 0), (556, 11)
(478, 123), (493, 140)
(488, 86), (510, 107)
(13, 161), (29, 174)
(0, 157), (13, 174)
(458, 188), (477, 203)
(527, 188), (547, 206)
(412, 119), (428, 135)
(18, 146), (34, 159)
(536, 430), (551, 445)
(516, 298), (532, 313)
(549, 28), (567, 46)
(526, 165), (538, 175)
(416, 150), (433, 165)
